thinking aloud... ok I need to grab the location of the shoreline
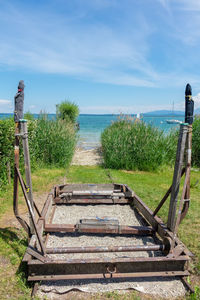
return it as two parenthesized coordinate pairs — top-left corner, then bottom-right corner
(71, 146), (103, 166)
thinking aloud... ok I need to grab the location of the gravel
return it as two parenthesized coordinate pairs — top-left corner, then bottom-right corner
(52, 204), (145, 226)
(38, 204), (186, 298)
(39, 277), (186, 299)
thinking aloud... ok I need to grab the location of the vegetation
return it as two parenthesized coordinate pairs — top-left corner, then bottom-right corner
(0, 114), (77, 189)
(192, 116), (200, 167)
(0, 167), (67, 299)
(56, 100), (79, 123)
(0, 118), (15, 187)
(101, 118), (178, 171)
(31, 117), (76, 168)
(0, 165), (199, 299)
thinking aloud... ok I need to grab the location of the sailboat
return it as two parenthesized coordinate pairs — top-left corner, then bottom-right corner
(166, 101), (182, 124)
(136, 113), (140, 119)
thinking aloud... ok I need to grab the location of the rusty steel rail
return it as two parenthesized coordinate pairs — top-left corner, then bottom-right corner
(29, 271), (190, 282)
(54, 198), (129, 204)
(46, 244), (164, 254)
(44, 224), (154, 235)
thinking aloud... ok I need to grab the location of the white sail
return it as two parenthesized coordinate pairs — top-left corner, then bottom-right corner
(136, 113), (140, 119)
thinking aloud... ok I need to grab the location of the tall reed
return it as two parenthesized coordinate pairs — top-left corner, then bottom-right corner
(0, 116), (77, 188)
(32, 117), (76, 167)
(101, 118), (178, 171)
(192, 116), (200, 167)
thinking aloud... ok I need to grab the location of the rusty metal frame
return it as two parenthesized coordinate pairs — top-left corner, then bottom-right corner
(21, 182), (192, 283)
(12, 82), (195, 294)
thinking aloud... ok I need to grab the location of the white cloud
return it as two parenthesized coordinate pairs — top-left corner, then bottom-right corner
(0, 99), (12, 113)
(0, 1), (158, 87)
(175, 0), (200, 11)
(193, 93), (200, 109)
(0, 99), (11, 105)
(0, 0), (200, 91)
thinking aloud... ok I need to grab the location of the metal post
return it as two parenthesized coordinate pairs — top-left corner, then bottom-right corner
(20, 120), (35, 234)
(167, 124), (188, 231)
(13, 122), (20, 222)
(180, 83), (194, 222)
(180, 125), (192, 222)
(167, 83), (194, 232)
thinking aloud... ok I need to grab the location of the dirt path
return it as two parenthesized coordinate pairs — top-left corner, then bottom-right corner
(0, 148), (102, 229)
(71, 147), (103, 166)
(0, 192), (47, 229)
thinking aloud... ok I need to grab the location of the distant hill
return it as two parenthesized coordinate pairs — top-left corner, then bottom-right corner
(143, 110), (184, 117)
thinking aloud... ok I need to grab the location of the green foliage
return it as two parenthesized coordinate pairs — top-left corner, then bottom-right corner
(0, 115), (76, 189)
(188, 286), (200, 300)
(0, 118), (15, 187)
(24, 111), (34, 121)
(56, 100), (79, 123)
(32, 118), (76, 167)
(192, 116), (200, 167)
(101, 118), (178, 171)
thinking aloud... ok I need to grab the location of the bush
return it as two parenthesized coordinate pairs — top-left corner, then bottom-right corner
(56, 101), (79, 123)
(32, 117), (76, 167)
(0, 118), (15, 187)
(192, 116), (200, 167)
(101, 118), (178, 171)
(0, 115), (77, 189)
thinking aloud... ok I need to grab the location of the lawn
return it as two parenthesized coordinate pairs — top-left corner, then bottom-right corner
(0, 165), (199, 299)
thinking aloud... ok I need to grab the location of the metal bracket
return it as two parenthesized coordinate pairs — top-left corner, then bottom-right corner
(15, 132), (28, 139)
(26, 246), (49, 263)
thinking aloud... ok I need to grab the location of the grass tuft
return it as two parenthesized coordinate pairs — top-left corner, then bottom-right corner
(101, 118), (178, 171)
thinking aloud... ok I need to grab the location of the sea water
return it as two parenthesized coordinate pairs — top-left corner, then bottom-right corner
(0, 113), (183, 149)
(77, 114), (183, 149)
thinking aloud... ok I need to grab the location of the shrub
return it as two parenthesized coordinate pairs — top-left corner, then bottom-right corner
(32, 117), (76, 167)
(56, 101), (79, 123)
(101, 118), (178, 171)
(0, 115), (77, 189)
(24, 111), (34, 121)
(0, 118), (15, 187)
(192, 116), (200, 167)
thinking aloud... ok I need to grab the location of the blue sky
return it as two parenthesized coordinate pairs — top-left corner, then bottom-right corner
(0, 0), (200, 114)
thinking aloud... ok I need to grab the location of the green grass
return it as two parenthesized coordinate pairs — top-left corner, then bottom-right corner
(67, 166), (200, 273)
(0, 165), (200, 299)
(0, 167), (66, 219)
(0, 167), (67, 299)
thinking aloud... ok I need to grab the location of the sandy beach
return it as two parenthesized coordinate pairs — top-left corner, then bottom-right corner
(71, 147), (103, 166)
